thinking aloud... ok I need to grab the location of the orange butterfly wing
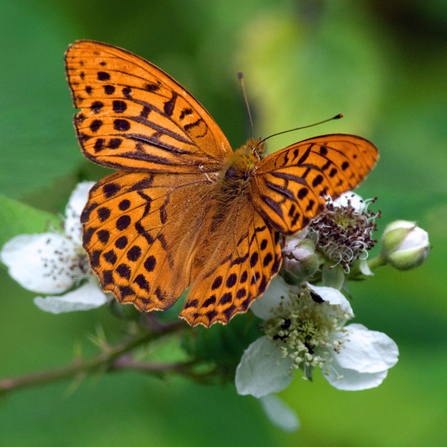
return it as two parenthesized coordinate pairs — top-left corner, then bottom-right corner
(65, 40), (231, 173)
(81, 170), (216, 312)
(180, 195), (282, 326)
(252, 134), (379, 234)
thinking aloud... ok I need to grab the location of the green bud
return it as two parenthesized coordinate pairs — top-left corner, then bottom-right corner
(322, 263), (345, 290)
(381, 220), (430, 270)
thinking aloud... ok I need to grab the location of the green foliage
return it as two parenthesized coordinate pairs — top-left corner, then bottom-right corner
(0, 195), (62, 248)
(182, 313), (263, 376)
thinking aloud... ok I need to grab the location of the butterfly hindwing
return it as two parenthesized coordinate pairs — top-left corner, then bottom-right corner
(65, 40), (232, 173)
(252, 134), (379, 235)
(181, 196), (282, 327)
(81, 170), (216, 311)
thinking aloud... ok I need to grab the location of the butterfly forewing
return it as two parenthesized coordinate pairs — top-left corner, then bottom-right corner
(65, 40), (232, 173)
(252, 134), (379, 235)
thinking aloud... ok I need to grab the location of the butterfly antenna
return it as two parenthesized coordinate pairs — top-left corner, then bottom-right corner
(257, 113), (344, 147)
(238, 72), (254, 139)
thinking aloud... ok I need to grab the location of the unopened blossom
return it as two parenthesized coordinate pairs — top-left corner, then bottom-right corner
(381, 220), (430, 270)
(282, 230), (319, 284)
(235, 276), (398, 398)
(1, 182), (107, 313)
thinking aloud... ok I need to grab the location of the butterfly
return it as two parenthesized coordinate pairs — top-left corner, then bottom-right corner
(65, 40), (378, 327)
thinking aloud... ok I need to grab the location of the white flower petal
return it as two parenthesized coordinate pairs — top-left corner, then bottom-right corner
(398, 226), (429, 252)
(64, 181), (95, 243)
(324, 363), (389, 390)
(334, 192), (365, 212)
(1, 234), (78, 294)
(333, 323), (399, 373)
(34, 280), (107, 313)
(259, 394), (300, 432)
(306, 282), (354, 317)
(250, 276), (292, 320)
(235, 336), (293, 398)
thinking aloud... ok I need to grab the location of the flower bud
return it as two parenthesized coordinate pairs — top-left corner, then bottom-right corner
(282, 237), (319, 283)
(381, 220), (430, 270)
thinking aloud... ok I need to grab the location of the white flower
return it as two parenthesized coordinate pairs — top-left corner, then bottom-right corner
(381, 220), (430, 270)
(235, 276), (398, 397)
(1, 182), (108, 313)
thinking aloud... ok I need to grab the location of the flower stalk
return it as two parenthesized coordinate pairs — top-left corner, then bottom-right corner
(0, 320), (186, 395)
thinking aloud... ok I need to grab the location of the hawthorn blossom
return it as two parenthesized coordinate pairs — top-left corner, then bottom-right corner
(235, 276), (398, 398)
(1, 182), (107, 313)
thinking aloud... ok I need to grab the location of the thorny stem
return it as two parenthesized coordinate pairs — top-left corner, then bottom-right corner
(113, 357), (217, 384)
(0, 319), (199, 395)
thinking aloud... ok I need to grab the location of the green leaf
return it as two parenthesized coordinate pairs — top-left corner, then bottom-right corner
(0, 195), (62, 249)
(181, 312), (263, 372)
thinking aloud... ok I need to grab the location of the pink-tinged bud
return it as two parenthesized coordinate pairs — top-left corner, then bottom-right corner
(282, 237), (319, 283)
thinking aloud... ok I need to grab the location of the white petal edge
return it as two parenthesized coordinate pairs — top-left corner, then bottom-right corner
(1, 233), (77, 294)
(306, 282), (353, 317)
(65, 181), (95, 243)
(235, 336), (293, 398)
(399, 226), (429, 252)
(334, 192), (365, 212)
(34, 280), (107, 313)
(250, 276), (293, 320)
(332, 323), (399, 373)
(259, 394), (300, 432)
(323, 363), (389, 390)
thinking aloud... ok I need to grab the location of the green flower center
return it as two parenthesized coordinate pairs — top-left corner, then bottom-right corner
(264, 285), (350, 378)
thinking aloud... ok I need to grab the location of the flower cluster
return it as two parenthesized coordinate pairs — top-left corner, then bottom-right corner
(308, 194), (379, 272)
(0, 185), (431, 433)
(233, 192), (429, 430)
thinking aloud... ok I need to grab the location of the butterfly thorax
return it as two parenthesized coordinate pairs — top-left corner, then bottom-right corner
(217, 139), (265, 202)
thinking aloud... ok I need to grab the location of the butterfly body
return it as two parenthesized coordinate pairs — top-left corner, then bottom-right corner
(65, 40), (379, 327)
(217, 139), (262, 206)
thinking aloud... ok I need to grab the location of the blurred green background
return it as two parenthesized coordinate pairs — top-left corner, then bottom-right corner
(1, 0), (446, 445)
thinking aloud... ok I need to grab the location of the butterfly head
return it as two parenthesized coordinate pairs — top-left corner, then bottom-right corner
(246, 138), (265, 161)
(215, 138), (263, 201)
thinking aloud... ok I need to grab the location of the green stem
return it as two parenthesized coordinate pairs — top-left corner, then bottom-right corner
(347, 254), (387, 280)
(113, 359), (218, 384)
(0, 320), (184, 395)
(367, 254), (387, 270)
